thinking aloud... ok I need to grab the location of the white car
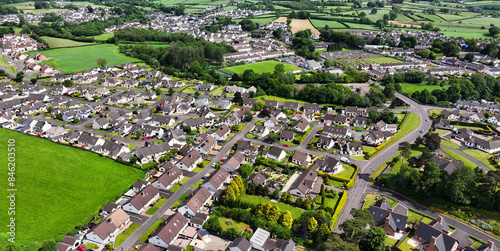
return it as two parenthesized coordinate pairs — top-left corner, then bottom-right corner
(420, 129), (425, 133)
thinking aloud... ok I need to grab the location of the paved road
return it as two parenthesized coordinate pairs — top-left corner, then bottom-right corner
(335, 92), (433, 232)
(117, 116), (259, 251)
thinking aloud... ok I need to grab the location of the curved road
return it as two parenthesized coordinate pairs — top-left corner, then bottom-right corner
(335, 92), (500, 246)
(335, 92), (432, 232)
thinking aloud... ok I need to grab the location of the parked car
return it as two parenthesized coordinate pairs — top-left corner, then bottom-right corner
(420, 129), (425, 133)
(341, 157), (350, 163)
(284, 144), (289, 147)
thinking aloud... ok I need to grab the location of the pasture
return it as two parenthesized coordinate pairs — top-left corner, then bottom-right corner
(41, 36), (95, 49)
(0, 129), (144, 248)
(221, 61), (301, 75)
(40, 44), (140, 73)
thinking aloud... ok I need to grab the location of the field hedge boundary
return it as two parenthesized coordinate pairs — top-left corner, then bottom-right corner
(317, 164), (359, 189)
(331, 189), (347, 228)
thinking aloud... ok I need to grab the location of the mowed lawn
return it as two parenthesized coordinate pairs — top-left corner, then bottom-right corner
(400, 83), (450, 95)
(221, 61), (301, 75)
(239, 195), (304, 219)
(40, 44), (140, 73)
(0, 129), (144, 247)
(40, 36), (95, 49)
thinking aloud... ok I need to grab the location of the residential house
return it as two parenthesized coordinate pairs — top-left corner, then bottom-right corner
(201, 168), (230, 194)
(488, 115), (500, 126)
(148, 213), (189, 249)
(434, 117), (453, 130)
(317, 135), (335, 149)
(264, 117), (278, 129)
(122, 186), (160, 214)
(293, 119), (309, 133)
(467, 113), (484, 123)
(323, 125), (351, 138)
(311, 156), (342, 173)
(175, 150), (202, 171)
(413, 217), (459, 251)
(291, 150), (311, 166)
(249, 228), (295, 251)
(85, 209), (130, 244)
(279, 130), (294, 142)
(303, 103), (320, 113)
(265, 146), (287, 162)
(283, 102), (300, 111)
(178, 187), (212, 217)
(368, 198), (408, 236)
(288, 169), (317, 198)
(248, 173), (267, 186)
(229, 236), (252, 251)
(346, 142), (363, 156)
(211, 124), (231, 141)
(221, 151), (245, 173)
(194, 135), (217, 155)
(236, 140), (258, 155)
(253, 125), (270, 137)
(151, 166), (183, 191)
(56, 236), (81, 251)
(441, 110), (461, 120)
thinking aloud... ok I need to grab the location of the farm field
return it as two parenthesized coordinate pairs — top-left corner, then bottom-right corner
(0, 129), (144, 248)
(310, 19), (347, 29)
(290, 19), (320, 34)
(92, 32), (114, 41)
(40, 44), (140, 73)
(41, 36), (95, 49)
(221, 61), (301, 75)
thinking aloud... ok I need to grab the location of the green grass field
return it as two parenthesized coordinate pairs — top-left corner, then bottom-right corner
(400, 83), (450, 95)
(221, 61), (302, 75)
(310, 19), (347, 29)
(41, 36), (95, 49)
(441, 140), (459, 149)
(462, 149), (497, 170)
(239, 194), (304, 219)
(92, 32), (114, 41)
(218, 217), (250, 232)
(40, 44), (140, 73)
(335, 165), (355, 179)
(442, 148), (476, 168)
(0, 129), (144, 248)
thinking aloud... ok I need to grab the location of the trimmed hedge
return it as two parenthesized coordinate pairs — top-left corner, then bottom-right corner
(317, 164), (359, 189)
(345, 164), (359, 189)
(331, 190), (347, 228)
(365, 133), (398, 159)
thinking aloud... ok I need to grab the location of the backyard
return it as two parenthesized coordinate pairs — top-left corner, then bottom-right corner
(239, 194), (304, 219)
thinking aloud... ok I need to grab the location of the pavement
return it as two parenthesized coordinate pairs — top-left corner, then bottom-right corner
(334, 91), (500, 246)
(116, 116), (259, 251)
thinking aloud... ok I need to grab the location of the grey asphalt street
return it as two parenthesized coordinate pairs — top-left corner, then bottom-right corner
(117, 116), (258, 251)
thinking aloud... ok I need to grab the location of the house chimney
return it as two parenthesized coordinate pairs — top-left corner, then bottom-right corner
(430, 236), (438, 246)
(488, 241), (494, 248)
